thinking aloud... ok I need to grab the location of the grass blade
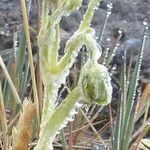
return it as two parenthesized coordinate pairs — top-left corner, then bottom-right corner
(122, 27), (147, 150)
(20, 0), (40, 126)
(0, 55), (22, 105)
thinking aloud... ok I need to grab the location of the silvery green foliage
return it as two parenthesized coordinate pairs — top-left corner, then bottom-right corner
(79, 60), (112, 106)
(49, 0), (81, 14)
(35, 0), (112, 149)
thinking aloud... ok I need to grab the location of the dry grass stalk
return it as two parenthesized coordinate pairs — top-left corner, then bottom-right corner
(20, 0), (40, 127)
(0, 55), (22, 105)
(0, 82), (8, 150)
(136, 83), (150, 113)
(12, 99), (34, 150)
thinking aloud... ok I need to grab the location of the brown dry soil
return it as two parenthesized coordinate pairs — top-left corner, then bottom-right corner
(0, 0), (149, 83)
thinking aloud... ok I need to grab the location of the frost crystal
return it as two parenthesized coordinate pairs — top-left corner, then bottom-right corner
(143, 18), (148, 26)
(107, 2), (113, 15)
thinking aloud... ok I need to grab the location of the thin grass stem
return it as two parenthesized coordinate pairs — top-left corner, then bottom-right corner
(0, 82), (8, 150)
(80, 108), (107, 147)
(0, 56), (22, 105)
(20, 0), (40, 127)
(61, 129), (67, 150)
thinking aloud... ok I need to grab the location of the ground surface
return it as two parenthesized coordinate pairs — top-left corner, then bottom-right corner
(0, 0), (149, 83)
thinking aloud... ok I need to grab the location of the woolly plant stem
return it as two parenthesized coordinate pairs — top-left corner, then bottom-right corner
(36, 0), (107, 150)
(41, 83), (57, 122)
(35, 87), (81, 150)
(79, 0), (100, 31)
(38, 0), (101, 117)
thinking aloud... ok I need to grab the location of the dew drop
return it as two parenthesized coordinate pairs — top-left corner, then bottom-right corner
(112, 66), (116, 70)
(71, 108), (79, 115)
(112, 54), (115, 57)
(53, 82), (58, 87)
(107, 3), (113, 9)
(106, 47), (110, 51)
(67, 114), (75, 122)
(104, 144), (108, 148)
(107, 2), (113, 16)
(66, 113), (73, 120)
(55, 131), (60, 135)
(84, 105), (89, 113)
(143, 18), (148, 26)
(109, 72), (113, 76)
(61, 120), (68, 128)
(75, 101), (83, 108)
(68, 117), (74, 122)
(118, 29), (122, 34)
(107, 38), (111, 42)
(116, 43), (120, 47)
(107, 11), (111, 15)
(94, 6), (98, 11)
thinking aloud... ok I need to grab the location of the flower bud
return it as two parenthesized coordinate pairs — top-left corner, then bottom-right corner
(79, 60), (112, 106)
